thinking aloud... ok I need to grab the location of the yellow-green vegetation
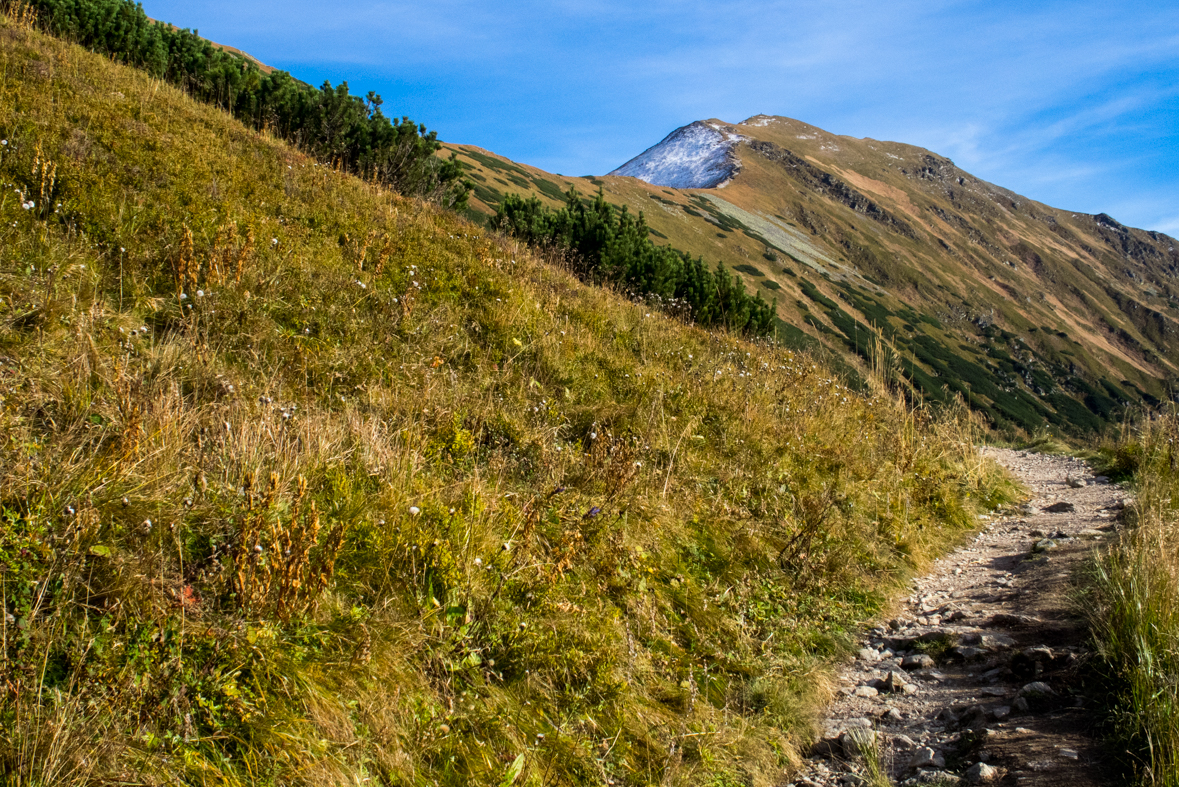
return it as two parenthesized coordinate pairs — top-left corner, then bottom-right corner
(1090, 413), (1179, 786)
(0, 16), (1013, 786)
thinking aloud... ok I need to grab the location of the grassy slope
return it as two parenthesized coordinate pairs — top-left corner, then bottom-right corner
(0, 18), (1013, 787)
(447, 117), (1179, 439)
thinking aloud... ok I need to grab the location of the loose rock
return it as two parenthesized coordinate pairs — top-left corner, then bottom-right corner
(909, 747), (946, 770)
(965, 762), (1000, 783)
(1018, 681), (1055, 698)
(902, 653), (935, 669)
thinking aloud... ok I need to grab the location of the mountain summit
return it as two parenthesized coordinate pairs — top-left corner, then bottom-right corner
(608, 120), (745, 189)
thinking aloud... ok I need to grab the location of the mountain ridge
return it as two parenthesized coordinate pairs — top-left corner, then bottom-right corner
(447, 114), (1179, 436)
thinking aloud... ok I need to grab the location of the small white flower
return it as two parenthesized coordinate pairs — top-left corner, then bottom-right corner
(356, 280), (366, 289)
(180, 293), (187, 300)
(254, 544), (263, 553)
(196, 290), (204, 298)
(473, 557), (483, 567)
(271, 238), (278, 246)
(409, 505), (421, 516)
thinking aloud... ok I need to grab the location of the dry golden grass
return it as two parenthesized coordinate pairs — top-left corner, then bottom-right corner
(0, 15), (1015, 786)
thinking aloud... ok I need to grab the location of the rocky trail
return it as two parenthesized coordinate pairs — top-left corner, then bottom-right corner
(787, 448), (1128, 787)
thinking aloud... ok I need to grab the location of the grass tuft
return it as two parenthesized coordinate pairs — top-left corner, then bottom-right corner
(1089, 408), (1179, 786)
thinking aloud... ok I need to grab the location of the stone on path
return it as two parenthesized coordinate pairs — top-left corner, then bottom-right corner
(902, 653), (935, 669)
(1018, 681), (1055, 697)
(882, 670), (910, 693)
(1042, 501), (1075, 513)
(965, 762), (1001, 783)
(909, 747), (946, 770)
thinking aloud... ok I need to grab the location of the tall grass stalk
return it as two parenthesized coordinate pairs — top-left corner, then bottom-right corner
(1091, 409), (1179, 786)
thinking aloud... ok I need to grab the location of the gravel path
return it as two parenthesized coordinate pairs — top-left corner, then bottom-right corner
(787, 448), (1127, 787)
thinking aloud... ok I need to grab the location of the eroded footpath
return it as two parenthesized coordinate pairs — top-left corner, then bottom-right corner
(787, 448), (1127, 787)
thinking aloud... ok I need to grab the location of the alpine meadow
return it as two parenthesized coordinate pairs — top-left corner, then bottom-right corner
(2, 1), (1179, 786)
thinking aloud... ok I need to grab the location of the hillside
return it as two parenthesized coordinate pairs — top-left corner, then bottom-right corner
(447, 117), (1179, 436)
(0, 13), (1011, 787)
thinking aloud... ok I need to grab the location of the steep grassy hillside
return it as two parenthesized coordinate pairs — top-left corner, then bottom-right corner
(0, 14), (1013, 787)
(449, 117), (1179, 438)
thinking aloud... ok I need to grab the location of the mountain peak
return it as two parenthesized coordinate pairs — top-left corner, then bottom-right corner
(609, 120), (745, 189)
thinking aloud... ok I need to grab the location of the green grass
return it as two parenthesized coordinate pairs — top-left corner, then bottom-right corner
(0, 16), (1014, 787)
(1089, 411), (1179, 786)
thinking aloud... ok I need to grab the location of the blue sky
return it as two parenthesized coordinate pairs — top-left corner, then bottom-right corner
(150, 1), (1178, 233)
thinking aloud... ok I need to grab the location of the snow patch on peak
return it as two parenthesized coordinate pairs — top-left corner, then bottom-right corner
(609, 121), (745, 189)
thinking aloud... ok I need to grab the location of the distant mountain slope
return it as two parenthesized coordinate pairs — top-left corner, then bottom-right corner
(446, 116), (1179, 436)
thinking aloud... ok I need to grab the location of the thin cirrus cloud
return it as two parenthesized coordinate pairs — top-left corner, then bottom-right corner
(145, 0), (1178, 233)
